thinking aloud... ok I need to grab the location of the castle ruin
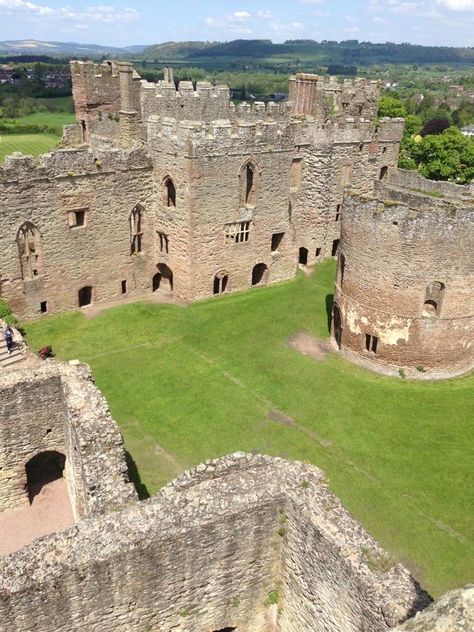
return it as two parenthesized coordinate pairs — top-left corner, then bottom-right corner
(0, 62), (473, 630)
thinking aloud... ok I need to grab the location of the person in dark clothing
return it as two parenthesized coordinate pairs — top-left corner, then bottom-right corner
(3, 325), (14, 355)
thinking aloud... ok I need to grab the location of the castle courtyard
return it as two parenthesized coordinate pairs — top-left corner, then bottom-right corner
(22, 259), (474, 599)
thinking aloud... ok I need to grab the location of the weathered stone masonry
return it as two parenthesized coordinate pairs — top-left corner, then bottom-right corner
(0, 453), (430, 632)
(333, 171), (474, 377)
(0, 62), (401, 320)
(0, 362), (135, 517)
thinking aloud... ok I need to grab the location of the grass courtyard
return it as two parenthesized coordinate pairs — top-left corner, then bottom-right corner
(23, 260), (474, 598)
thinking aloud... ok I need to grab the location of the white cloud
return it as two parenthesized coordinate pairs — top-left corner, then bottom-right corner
(387, 0), (418, 15)
(299, 0), (325, 4)
(437, 0), (474, 9)
(0, 0), (139, 24)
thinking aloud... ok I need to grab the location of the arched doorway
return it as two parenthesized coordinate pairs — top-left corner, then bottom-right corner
(332, 303), (343, 349)
(299, 247), (308, 265)
(78, 286), (92, 307)
(25, 451), (66, 504)
(152, 263), (173, 292)
(251, 263), (268, 286)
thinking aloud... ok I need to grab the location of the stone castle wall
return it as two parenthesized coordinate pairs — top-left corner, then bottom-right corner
(0, 454), (429, 632)
(0, 149), (155, 320)
(333, 185), (474, 376)
(0, 362), (135, 518)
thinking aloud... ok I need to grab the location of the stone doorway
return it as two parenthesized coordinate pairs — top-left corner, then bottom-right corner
(251, 263), (268, 286)
(25, 451), (66, 504)
(78, 286), (93, 307)
(299, 247), (308, 265)
(152, 264), (173, 293)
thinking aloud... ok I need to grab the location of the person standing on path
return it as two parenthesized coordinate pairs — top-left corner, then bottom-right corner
(2, 325), (14, 355)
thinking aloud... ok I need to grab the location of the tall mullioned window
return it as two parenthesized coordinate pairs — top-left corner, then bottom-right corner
(17, 222), (41, 279)
(130, 206), (144, 254)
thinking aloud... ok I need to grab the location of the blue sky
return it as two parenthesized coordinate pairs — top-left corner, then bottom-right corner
(0, 0), (473, 47)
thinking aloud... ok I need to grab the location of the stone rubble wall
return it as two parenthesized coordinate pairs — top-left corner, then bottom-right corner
(390, 169), (474, 199)
(0, 454), (428, 632)
(392, 584), (474, 632)
(0, 362), (135, 518)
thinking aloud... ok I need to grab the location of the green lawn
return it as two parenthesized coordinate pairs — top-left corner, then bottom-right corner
(2, 110), (76, 127)
(0, 133), (61, 162)
(23, 260), (474, 597)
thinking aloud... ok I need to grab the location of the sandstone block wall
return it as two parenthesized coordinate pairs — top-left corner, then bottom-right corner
(333, 187), (474, 376)
(0, 149), (155, 321)
(0, 454), (429, 632)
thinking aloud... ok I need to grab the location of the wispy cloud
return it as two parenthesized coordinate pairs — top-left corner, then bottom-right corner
(0, 1), (139, 24)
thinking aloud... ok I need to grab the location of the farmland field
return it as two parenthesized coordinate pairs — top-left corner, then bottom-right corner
(0, 133), (60, 162)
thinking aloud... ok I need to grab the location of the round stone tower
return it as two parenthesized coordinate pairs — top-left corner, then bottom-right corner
(332, 190), (474, 378)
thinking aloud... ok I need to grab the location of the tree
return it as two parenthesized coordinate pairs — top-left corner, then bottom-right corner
(378, 95), (407, 118)
(406, 126), (474, 184)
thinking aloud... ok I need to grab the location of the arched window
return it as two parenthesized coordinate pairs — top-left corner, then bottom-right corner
(163, 177), (176, 208)
(17, 222), (42, 279)
(240, 160), (258, 207)
(130, 205), (144, 255)
(299, 247), (308, 265)
(213, 271), (229, 295)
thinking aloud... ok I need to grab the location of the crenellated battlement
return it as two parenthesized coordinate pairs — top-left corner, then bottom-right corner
(146, 115), (298, 154)
(0, 147), (151, 183)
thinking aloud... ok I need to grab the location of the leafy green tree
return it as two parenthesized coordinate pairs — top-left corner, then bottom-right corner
(406, 126), (474, 183)
(378, 95), (407, 118)
(452, 99), (474, 129)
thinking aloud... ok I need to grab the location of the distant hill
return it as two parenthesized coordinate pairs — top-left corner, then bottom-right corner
(143, 39), (474, 66)
(0, 40), (146, 57)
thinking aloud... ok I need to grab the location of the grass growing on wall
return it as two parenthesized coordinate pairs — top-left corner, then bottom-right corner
(0, 133), (61, 162)
(23, 260), (474, 597)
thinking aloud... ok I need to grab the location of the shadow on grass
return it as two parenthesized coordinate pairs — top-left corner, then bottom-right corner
(325, 293), (334, 334)
(125, 450), (150, 500)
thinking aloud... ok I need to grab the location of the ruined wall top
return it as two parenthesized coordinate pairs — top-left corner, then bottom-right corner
(0, 452), (427, 628)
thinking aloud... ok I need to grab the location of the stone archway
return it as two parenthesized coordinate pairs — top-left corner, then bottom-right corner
(152, 264), (173, 293)
(25, 450), (66, 504)
(251, 263), (268, 286)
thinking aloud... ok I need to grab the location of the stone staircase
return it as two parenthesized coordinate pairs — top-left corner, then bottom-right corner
(0, 336), (26, 370)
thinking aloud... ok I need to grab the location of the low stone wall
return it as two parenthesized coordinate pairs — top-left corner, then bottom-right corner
(0, 454), (429, 632)
(389, 169), (474, 199)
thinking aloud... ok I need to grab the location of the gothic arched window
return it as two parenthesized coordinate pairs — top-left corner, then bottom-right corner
(17, 222), (42, 279)
(130, 206), (144, 255)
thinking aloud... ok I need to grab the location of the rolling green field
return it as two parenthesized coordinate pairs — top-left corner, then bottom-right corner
(2, 110), (75, 127)
(0, 133), (60, 162)
(23, 260), (474, 597)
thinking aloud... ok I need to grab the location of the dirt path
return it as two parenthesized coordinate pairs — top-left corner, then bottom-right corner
(0, 478), (73, 556)
(287, 331), (333, 361)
